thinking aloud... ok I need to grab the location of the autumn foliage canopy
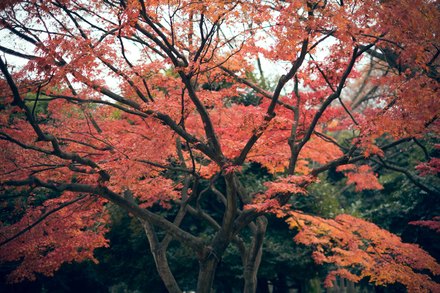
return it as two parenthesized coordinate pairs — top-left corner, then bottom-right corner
(0, 0), (439, 292)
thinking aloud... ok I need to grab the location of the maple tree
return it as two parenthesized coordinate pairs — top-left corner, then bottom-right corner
(0, 0), (439, 292)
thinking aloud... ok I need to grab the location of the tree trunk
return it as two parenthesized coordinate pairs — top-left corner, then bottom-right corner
(153, 248), (182, 293)
(243, 267), (259, 293)
(195, 173), (239, 292)
(243, 216), (267, 293)
(150, 251), (182, 293)
(196, 255), (220, 293)
(140, 219), (182, 293)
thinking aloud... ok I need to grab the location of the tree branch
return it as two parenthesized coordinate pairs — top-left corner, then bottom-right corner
(3, 177), (207, 251)
(0, 194), (87, 247)
(234, 39), (309, 165)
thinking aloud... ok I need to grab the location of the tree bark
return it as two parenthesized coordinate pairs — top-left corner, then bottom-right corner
(140, 219), (182, 293)
(196, 173), (239, 292)
(153, 248), (182, 293)
(196, 255), (220, 293)
(243, 216), (267, 293)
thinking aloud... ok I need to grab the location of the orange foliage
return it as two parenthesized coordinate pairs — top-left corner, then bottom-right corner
(287, 212), (440, 292)
(0, 192), (109, 282)
(0, 0), (439, 289)
(410, 217), (440, 234)
(337, 164), (383, 191)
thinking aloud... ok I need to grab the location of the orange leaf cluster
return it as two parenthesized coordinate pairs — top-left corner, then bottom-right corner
(337, 164), (383, 192)
(0, 192), (109, 282)
(409, 217), (440, 234)
(287, 212), (440, 292)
